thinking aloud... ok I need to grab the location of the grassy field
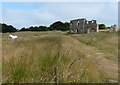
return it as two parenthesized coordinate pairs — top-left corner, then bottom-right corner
(2, 31), (118, 83)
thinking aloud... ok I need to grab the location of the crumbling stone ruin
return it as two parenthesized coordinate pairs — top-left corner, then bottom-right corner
(110, 25), (117, 32)
(70, 18), (99, 34)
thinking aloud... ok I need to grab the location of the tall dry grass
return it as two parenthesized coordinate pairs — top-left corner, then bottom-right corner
(70, 32), (118, 62)
(2, 31), (118, 83)
(0, 33), (2, 84)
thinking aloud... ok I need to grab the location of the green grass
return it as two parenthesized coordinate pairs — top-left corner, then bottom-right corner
(70, 32), (118, 62)
(2, 31), (118, 83)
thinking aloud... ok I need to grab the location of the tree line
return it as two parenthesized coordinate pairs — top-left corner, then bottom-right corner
(0, 21), (70, 33)
(20, 21), (69, 31)
(0, 23), (17, 33)
(0, 21), (109, 33)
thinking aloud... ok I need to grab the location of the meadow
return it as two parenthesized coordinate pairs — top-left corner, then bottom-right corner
(2, 31), (118, 83)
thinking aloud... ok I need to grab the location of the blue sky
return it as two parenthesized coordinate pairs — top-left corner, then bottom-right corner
(1, 2), (118, 29)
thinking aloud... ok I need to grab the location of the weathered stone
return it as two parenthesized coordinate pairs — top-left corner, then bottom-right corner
(110, 25), (118, 32)
(70, 18), (99, 34)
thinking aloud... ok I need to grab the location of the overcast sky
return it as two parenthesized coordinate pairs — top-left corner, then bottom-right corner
(1, 1), (118, 29)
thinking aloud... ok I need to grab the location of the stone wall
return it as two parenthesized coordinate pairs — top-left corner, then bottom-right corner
(70, 18), (98, 34)
(110, 25), (118, 32)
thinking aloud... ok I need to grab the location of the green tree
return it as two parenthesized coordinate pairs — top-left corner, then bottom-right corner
(19, 21), (70, 32)
(19, 27), (26, 31)
(50, 21), (69, 31)
(63, 22), (69, 31)
(1, 23), (17, 33)
(50, 21), (64, 30)
(39, 26), (48, 31)
(29, 26), (34, 31)
(106, 27), (111, 29)
(99, 24), (106, 29)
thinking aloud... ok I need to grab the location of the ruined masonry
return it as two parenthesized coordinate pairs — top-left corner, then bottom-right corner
(110, 25), (117, 31)
(70, 18), (99, 34)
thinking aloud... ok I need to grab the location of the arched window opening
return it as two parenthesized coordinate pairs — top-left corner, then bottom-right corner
(77, 21), (80, 25)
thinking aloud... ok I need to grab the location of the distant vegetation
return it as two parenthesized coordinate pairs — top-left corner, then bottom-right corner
(0, 21), (70, 33)
(0, 23), (18, 33)
(49, 21), (69, 31)
(99, 24), (111, 30)
(99, 24), (106, 29)
(20, 26), (49, 31)
(20, 21), (69, 32)
(1, 22), (112, 33)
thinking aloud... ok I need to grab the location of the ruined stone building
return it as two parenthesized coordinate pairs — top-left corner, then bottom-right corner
(110, 25), (118, 31)
(70, 18), (99, 34)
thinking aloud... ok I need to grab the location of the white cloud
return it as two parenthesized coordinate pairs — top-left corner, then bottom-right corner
(2, 2), (118, 29)
(47, 2), (118, 26)
(3, 9), (58, 28)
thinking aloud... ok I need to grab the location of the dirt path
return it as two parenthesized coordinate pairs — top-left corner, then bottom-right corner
(64, 34), (118, 80)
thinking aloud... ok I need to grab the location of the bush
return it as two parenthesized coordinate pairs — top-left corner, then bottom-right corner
(50, 21), (69, 31)
(1, 23), (17, 33)
(99, 24), (106, 29)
